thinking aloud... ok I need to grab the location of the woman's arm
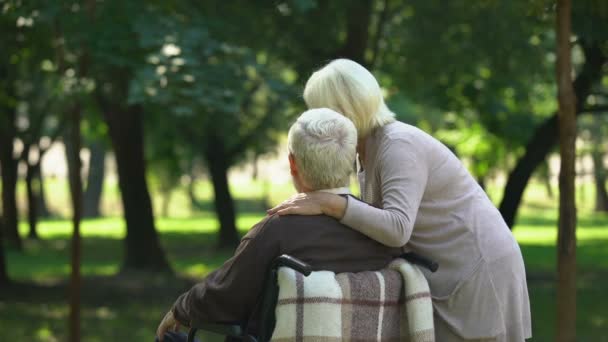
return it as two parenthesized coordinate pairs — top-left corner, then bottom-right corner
(268, 137), (429, 248)
(341, 137), (429, 247)
(268, 192), (347, 218)
(341, 138), (429, 247)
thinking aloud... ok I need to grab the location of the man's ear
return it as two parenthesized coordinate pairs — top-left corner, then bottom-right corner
(288, 153), (297, 175)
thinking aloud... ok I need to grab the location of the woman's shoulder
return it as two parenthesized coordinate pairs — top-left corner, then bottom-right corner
(375, 121), (436, 145)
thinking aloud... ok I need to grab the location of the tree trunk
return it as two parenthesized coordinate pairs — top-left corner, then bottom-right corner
(83, 141), (106, 218)
(25, 157), (40, 240)
(205, 137), (239, 249)
(34, 163), (52, 218)
(102, 104), (171, 272)
(188, 177), (205, 212)
(556, 1), (577, 340)
(590, 118), (608, 212)
(540, 159), (554, 199)
(592, 148), (608, 212)
(67, 104), (83, 342)
(338, 0), (373, 66)
(498, 42), (605, 228)
(0, 112), (22, 251)
(161, 191), (172, 218)
(0, 215), (9, 287)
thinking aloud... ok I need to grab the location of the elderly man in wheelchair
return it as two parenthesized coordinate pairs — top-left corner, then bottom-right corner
(156, 108), (437, 342)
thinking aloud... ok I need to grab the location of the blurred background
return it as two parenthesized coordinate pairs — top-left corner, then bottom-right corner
(0, 0), (607, 341)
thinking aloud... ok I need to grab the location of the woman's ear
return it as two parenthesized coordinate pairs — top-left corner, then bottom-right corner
(288, 153), (297, 176)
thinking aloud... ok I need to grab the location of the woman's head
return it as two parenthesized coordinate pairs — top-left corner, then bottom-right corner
(303, 59), (395, 137)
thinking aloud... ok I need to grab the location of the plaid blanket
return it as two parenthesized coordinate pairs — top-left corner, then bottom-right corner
(271, 259), (434, 342)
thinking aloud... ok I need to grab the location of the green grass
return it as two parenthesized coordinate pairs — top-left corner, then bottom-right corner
(2, 179), (608, 341)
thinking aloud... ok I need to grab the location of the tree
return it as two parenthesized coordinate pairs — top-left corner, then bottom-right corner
(133, 15), (297, 247)
(0, 12), (23, 250)
(95, 98), (171, 271)
(499, 42), (606, 227)
(66, 103), (83, 342)
(0, 215), (9, 287)
(589, 116), (608, 212)
(82, 140), (106, 218)
(29, 0), (173, 272)
(66, 120), (108, 219)
(555, 0), (577, 340)
(18, 104), (65, 239)
(148, 0), (390, 247)
(90, 2), (173, 272)
(0, 112), (21, 251)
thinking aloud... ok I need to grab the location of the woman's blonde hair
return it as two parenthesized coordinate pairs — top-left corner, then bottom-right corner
(303, 59), (395, 137)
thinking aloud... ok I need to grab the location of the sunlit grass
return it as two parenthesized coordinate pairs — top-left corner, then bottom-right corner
(18, 214), (267, 239)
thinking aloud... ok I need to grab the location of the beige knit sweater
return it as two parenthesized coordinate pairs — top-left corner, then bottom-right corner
(341, 121), (531, 341)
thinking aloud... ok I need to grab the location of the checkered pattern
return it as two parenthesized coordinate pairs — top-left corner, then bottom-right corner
(271, 259), (434, 342)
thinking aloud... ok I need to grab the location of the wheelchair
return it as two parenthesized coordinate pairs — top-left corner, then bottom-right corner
(187, 253), (438, 342)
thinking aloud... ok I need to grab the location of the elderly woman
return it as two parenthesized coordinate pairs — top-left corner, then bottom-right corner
(269, 59), (531, 341)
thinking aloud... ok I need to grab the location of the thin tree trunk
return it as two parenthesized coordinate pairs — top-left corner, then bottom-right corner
(592, 150), (608, 212)
(187, 176), (205, 212)
(83, 141), (106, 218)
(556, 1), (577, 341)
(498, 42), (605, 228)
(34, 163), (52, 218)
(25, 155), (40, 240)
(205, 137), (239, 248)
(102, 104), (171, 272)
(0, 215), (9, 287)
(161, 190), (172, 218)
(590, 118), (608, 212)
(64, 131), (79, 194)
(0, 112), (22, 251)
(540, 159), (554, 199)
(338, 0), (373, 67)
(67, 104), (83, 342)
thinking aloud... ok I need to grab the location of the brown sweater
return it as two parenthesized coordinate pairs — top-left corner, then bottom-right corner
(171, 212), (402, 332)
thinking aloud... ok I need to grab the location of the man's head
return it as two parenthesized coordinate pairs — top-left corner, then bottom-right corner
(287, 108), (357, 192)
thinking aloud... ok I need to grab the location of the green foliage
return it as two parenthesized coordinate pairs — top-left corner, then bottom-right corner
(373, 0), (557, 172)
(130, 8), (298, 184)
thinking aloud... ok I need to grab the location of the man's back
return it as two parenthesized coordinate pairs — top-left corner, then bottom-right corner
(171, 212), (402, 333)
(263, 214), (402, 273)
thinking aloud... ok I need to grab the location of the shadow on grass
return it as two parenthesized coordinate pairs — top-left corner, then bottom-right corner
(526, 271), (608, 341)
(192, 197), (271, 215)
(0, 276), (226, 342)
(1, 230), (235, 342)
(521, 240), (608, 274)
(7, 231), (237, 281)
(515, 213), (608, 228)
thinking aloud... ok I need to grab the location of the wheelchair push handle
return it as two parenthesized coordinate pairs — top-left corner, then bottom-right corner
(273, 254), (313, 276)
(400, 252), (439, 273)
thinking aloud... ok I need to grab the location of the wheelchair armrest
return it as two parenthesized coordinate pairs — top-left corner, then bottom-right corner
(400, 252), (439, 273)
(272, 254), (312, 275)
(187, 323), (258, 342)
(191, 322), (244, 337)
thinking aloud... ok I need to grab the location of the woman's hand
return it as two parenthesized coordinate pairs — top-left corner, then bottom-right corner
(267, 192), (347, 219)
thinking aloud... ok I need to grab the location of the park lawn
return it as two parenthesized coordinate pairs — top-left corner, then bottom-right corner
(1, 181), (608, 341)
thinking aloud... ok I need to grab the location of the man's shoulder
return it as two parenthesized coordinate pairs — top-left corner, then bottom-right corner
(243, 214), (340, 240)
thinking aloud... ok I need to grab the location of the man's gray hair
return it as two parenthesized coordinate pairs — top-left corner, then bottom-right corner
(288, 108), (357, 190)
